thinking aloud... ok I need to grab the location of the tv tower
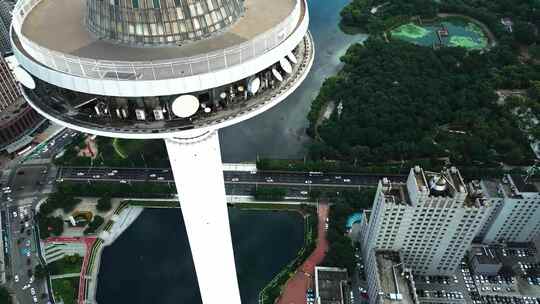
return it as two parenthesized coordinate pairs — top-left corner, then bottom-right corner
(10, 0), (313, 302)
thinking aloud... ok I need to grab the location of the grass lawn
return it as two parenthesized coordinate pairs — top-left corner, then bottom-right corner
(51, 277), (79, 304)
(48, 255), (83, 275)
(391, 23), (429, 39)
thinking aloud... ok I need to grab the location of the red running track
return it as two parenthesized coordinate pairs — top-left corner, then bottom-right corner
(277, 203), (329, 304)
(45, 236), (96, 304)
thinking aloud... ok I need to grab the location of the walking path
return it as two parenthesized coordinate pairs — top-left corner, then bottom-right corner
(277, 202), (329, 304)
(45, 236), (96, 304)
(50, 273), (80, 279)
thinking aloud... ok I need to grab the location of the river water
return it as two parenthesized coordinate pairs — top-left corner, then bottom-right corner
(96, 0), (366, 302)
(220, 0), (367, 162)
(96, 208), (304, 304)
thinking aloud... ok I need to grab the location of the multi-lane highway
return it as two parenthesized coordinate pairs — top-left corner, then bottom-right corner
(57, 167), (407, 197)
(58, 167), (406, 185)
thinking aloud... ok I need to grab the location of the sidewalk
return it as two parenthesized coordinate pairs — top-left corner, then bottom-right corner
(277, 203), (329, 304)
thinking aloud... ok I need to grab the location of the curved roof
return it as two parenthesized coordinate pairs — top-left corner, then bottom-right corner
(86, 0), (244, 46)
(20, 0), (296, 61)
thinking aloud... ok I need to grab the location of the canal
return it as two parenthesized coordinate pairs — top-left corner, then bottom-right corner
(95, 208), (305, 304)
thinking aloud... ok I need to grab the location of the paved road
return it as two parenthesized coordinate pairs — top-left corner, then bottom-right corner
(57, 167), (406, 198)
(1, 164), (55, 304)
(57, 167), (406, 186)
(22, 128), (79, 163)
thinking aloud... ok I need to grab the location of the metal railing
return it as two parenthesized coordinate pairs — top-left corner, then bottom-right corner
(12, 0), (301, 81)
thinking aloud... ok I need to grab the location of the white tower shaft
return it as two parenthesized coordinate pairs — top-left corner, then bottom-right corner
(165, 131), (241, 304)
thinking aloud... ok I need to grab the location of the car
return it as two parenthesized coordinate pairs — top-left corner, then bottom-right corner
(120, 180), (128, 184)
(93, 175), (101, 178)
(343, 178), (351, 183)
(29, 276), (34, 284)
(33, 296), (38, 303)
(265, 178), (273, 183)
(14, 275), (19, 282)
(231, 177), (239, 182)
(112, 170), (118, 173)
(149, 174), (157, 178)
(157, 177), (164, 180)
(77, 172), (85, 176)
(107, 172), (115, 176)
(2, 187), (10, 191)
(250, 171), (257, 175)
(25, 222), (30, 228)
(305, 180), (312, 184)
(12, 211), (18, 218)
(300, 191), (308, 195)
(334, 176), (341, 179)
(25, 251), (31, 257)
(30, 287), (35, 295)
(25, 239), (31, 246)
(3, 190), (11, 194)
(22, 284), (29, 290)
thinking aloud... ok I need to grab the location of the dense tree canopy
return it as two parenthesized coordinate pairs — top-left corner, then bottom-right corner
(310, 38), (537, 165)
(96, 195), (112, 212)
(0, 287), (11, 304)
(323, 190), (374, 271)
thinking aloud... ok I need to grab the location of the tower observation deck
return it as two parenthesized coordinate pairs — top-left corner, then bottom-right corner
(10, 0), (314, 302)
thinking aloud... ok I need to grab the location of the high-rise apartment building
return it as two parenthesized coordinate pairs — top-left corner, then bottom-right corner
(361, 166), (493, 276)
(0, 0), (14, 54)
(0, 54), (19, 110)
(480, 174), (540, 244)
(0, 54), (43, 149)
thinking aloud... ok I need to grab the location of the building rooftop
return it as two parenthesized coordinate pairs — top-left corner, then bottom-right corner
(375, 251), (417, 304)
(21, 0), (297, 62)
(411, 166), (467, 199)
(470, 245), (502, 266)
(480, 180), (502, 198)
(315, 266), (349, 304)
(509, 174), (539, 193)
(381, 179), (411, 206)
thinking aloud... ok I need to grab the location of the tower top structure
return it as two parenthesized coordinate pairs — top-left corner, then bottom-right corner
(10, 0), (312, 139)
(86, 0), (245, 46)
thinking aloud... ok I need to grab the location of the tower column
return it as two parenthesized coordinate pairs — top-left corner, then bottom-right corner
(164, 130), (241, 304)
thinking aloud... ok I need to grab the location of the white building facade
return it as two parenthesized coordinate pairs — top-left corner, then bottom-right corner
(481, 174), (540, 244)
(362, 166), (493, 276)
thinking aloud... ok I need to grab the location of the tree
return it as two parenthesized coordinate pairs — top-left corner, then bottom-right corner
(84, 215), (105, 235)
(0, 286), (11, 304)
(34, 264), (49, 280)
(514, 21), (537, 45)
(96, 195), (112, 212)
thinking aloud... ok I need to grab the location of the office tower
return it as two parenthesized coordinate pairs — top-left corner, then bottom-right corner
(10, 0), (314, 302)
(361, 166), (492, 276)
(480, 174), (540, 244)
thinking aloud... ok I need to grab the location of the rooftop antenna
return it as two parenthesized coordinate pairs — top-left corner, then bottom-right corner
(524, 162), (539, 183)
